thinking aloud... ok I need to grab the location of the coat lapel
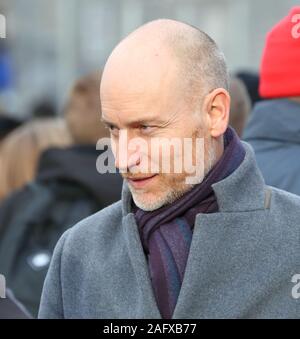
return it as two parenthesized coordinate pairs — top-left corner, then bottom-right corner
(171, 208), (277, 318)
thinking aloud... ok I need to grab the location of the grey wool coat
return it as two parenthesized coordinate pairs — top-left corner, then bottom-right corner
(38, 142), (300, 319)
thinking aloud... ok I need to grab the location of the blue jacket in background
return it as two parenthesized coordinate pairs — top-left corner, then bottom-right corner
(243, 99), (300, 196)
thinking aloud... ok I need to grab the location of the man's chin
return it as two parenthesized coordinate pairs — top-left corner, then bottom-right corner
(131, 191), (167, 212)
(128, 176), (196, 211)
(130, 186), (191, 212)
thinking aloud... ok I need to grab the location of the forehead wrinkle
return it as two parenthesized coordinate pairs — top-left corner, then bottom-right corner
(101, 38), (180, 100)
(102, 95), (154, 121)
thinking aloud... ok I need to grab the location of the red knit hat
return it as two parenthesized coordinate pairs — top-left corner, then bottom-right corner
(259, 7), (300, 98)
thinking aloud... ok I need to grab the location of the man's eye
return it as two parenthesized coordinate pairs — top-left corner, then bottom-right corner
(140, 125), (153, 132)
(107, 125), (119, 135)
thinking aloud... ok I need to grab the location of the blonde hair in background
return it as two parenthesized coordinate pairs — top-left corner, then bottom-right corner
(0, 118), (73, 201)
(65, 71), (110, 145)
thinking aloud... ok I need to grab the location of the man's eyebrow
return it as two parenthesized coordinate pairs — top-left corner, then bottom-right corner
(101, 117), (163, 128)
(101, 118), (119, 128)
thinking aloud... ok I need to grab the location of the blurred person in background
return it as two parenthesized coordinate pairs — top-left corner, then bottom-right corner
(228, 77), (251, 137)
(0, 72), (122, 317)
(243, 6), (300, 195)
(236, 71), (262, 107)
(0, 117), (72, 201)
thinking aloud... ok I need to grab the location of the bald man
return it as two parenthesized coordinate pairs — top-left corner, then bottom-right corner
(39, 19), (300, 319)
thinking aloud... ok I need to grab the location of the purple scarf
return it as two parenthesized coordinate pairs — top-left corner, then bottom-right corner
(133, 127), (245, 319)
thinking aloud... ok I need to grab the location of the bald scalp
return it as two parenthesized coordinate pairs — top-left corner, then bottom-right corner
(103, 19), (229, 107)
(135, 19), (229, 89)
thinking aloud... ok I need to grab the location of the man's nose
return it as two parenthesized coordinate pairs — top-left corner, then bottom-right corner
(115, 147), (141, 172)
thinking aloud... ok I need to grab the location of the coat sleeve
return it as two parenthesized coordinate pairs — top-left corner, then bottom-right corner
(38, 230), (70, 319)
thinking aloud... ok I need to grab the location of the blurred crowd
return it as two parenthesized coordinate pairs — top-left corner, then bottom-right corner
(0, 72), (123, 317)
(0, 6), (300, 318)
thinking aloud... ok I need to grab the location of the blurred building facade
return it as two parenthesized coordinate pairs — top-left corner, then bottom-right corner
(0, 0), (299, 117)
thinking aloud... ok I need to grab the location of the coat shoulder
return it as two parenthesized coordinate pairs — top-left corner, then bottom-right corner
(270, 185), (300, 211)
(268, 186), (300, 232)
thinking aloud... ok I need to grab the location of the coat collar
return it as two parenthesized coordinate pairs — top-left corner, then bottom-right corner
(121, 141), (266, 216)
(212, 141), (266, 212)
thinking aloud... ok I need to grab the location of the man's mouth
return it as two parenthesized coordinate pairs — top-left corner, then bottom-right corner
(126, 174), (158, 188)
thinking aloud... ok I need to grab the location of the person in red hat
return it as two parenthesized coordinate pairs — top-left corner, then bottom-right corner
(243, 7), (300, 195)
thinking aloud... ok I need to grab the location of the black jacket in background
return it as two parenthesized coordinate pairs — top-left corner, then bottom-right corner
(0, 289), (31, 319)
(36, 145), (123, 206)
(0, 145), (123, 317)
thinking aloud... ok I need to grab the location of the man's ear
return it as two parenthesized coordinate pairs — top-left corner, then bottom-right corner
(202, 88), (230, 138)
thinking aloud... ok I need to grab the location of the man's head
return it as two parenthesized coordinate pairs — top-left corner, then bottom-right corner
(65, 72), (109, 145)
(101, 19), (230, 211)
